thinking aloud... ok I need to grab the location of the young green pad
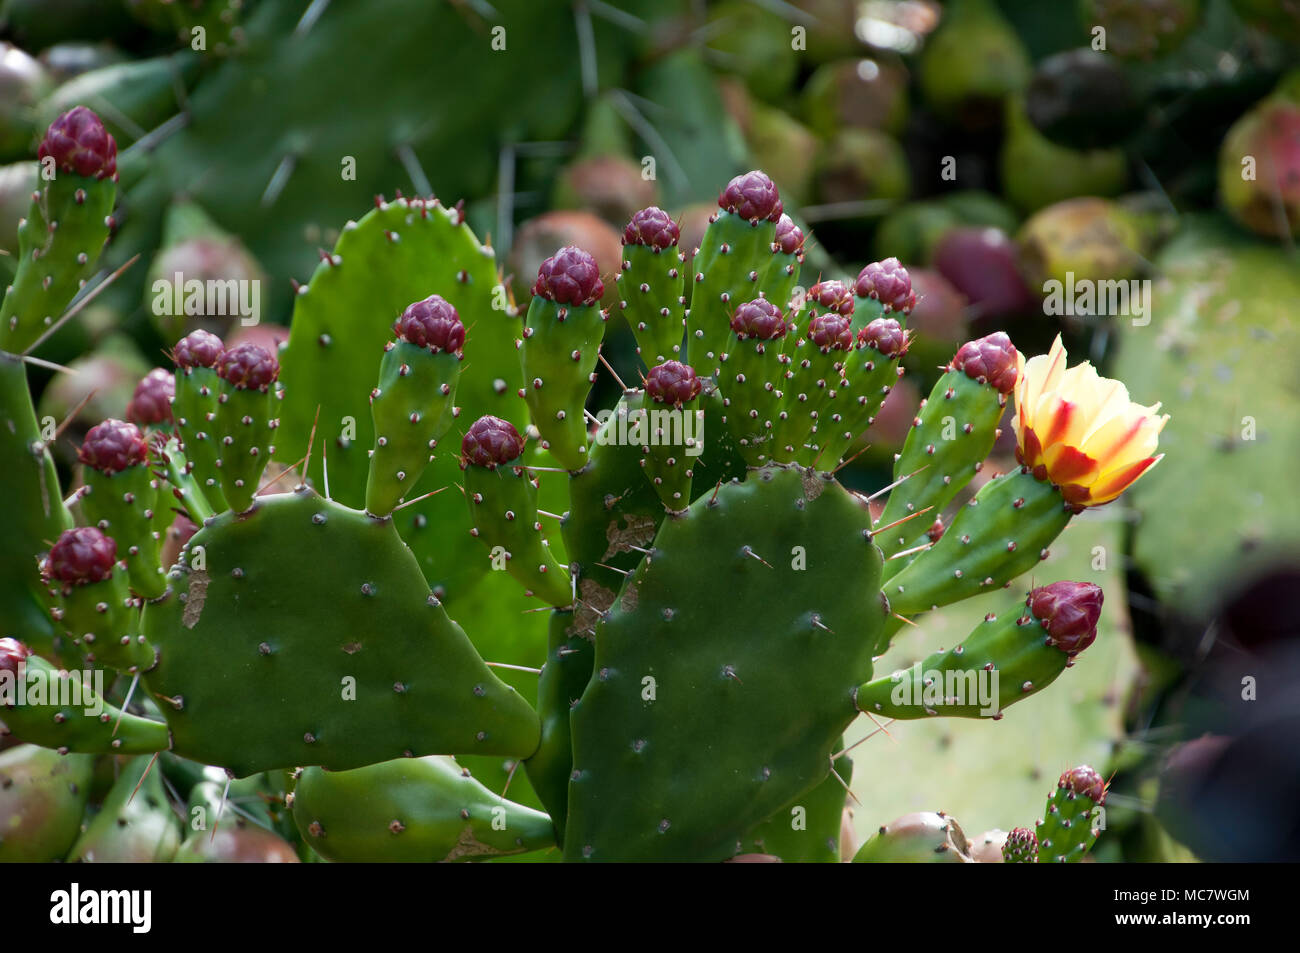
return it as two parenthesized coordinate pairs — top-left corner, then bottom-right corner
(0, 647), (170, 754)
(620, 207), (686, 365)
(637, 360), (705, 511)
(1037, 766), (1106, 862)
(170, 329), (228, 511)
(142, 486), (541, 777)
(462, 416), (572, 607)
(365, 295), (465, 517)
(292, 755), (555, 862)
(564, 465), (884, 862)
(807, 319), (908, 468)
(0, 108), (117, 354)
(213, 342), (280, 513)
(519, 246), (608, 471)
(874, 333), (1017, 562)
(885, 468), (1073, 619)
(721, 298), (789, 466)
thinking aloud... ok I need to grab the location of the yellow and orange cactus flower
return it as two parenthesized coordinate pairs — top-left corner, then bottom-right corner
(1013, 336), (1168, 508)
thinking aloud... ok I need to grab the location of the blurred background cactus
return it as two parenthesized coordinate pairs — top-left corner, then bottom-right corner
(0, 0), (1297, 863)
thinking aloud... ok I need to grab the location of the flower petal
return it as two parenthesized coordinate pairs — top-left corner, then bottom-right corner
(1085, 454), (1163, 505)
(1044, 442), (1102, 486)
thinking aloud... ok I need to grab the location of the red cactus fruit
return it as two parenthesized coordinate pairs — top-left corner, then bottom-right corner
(773, 214), (805, 255)
(462, 415), (525, 468)
(532, 245), (605, 306)
(855, 258), (916, 314)
(1028, 581), (1104, 655)
(44, 526), (117, 587)
(730, 298), (787, 341)
(126, 368), (175, 426)
(393, 295), (466, 354)
(951, 331), (1019, 394)
(38, 106), (117, 180)
(78, 418), (147, 474)
(807, 313), (854, 351)
(718, 170), (783, 223)
(645, 361), (702, 407)
(808, 279), (855, 317)
(0, 638), (31, 675)
(858, 317), (909, 357)
(623, 207), (680, 249)
(216, 342), (280, 391)
(1059, 765), (1107, 804)
(172, 329), (225, 369)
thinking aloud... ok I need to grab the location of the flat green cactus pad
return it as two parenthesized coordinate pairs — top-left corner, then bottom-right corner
(565, 465), (884, 861)
(143, 486), (540, 776)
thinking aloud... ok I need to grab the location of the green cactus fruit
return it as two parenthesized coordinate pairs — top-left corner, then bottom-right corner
(76, 418), (168, 599)
(143, 485), (541, 776)
(720, 298), (789, 466)
(1002, 826), (1039, 862)
(810, 314), (909, 468)
(523, 609), (592, 845)
(772, 280), (854, 463)
(461, 415), (572, 607)
(969, 828), (1008, 862)
(213, 341), (280, 513)
(814, 128), (910, 208)
(0, 106), (116, 354)
(1218, 97), (1300, 240)
(618, 207), (685, 365)
(553, 155), (658, 228)
(0, 743), (93, 862)
(292, 755), (554, 862)
(918, 0), (1031, 129)
(68, 754), (181, 862)
(0, 351), (74, 656)
(0, 638), (168, 753)
(364, 295), (465, 517)
(1017, 197), (1146, 292)
(146, 196), (267, 340)
(519, 246), (608, 470)
(885, 468), (1074, 620)
(706, 1), (800, 102)
(1082, 0), (1201, 60)
(801, 57), (910, 139)
(564, 465), (884, 862)
(874, 333), (1017, 561)
(852, 811), (973, 863)
(689, 171), (784, 377)
(1037, 765), (1106, 862)
(1001, 97), (1128, 216)
(638, 361), (705, 511)
(170, 328), (227, 511)
(173, 779), (300, 863)
(854, 581), (1103, 719)
(41, 526), (153, 672)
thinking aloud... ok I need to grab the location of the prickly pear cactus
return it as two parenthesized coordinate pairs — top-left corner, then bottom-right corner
(1, 145), (1170, 862)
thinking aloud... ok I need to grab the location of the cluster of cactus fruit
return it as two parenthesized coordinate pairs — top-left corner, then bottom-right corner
(0, 108), (1159, 862)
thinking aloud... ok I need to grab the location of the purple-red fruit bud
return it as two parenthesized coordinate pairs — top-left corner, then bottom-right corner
(623, 207), (680, 249)
(718, 170), (783, 223)
(1004, 827), (1038, 860)
(773, 214), (804, 255)
(532, 245), (604, 306)
(855, 258), (915, 314)
(37, 106), (117, 180)
(44, 526), (117, 586)
(807, 313), (854, 351)
(1059, 765), (1106, 805)
(808, 279), (855, 317)
(0, 638), (31, 676)
(172, 329), (225, 369)
(217, 342), (280, 391)
(393, 294), (465, 354)
(1029, 581), (1103, 655)
(951, 331), (1018, 394)
(127, 368), (175, 426)
(730, 298), (787, 341)
(462, 415), (525, 468)
(645, 361), (702, 407)
(858, 317), (909, 357)
(78, 418), (147, 474)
